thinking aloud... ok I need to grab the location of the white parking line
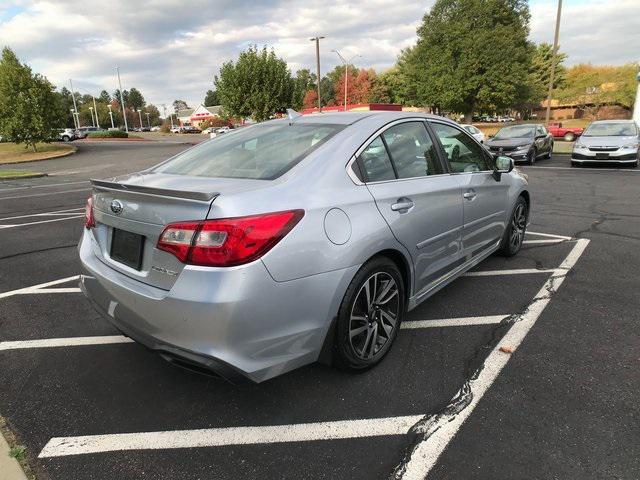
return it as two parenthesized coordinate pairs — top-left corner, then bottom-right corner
(464, 268), (555, 277)
(523, 239), (566, 245)
(0, 275), (80, 300)
(398, 238), (590, 479)
(402, 315), (508, 329)
(526, 231), (572, 240)
(0, 315), (511, 352)
(38, 415), (425, 458)
(0, 207), (84, 222)
(0, 215), (84, 229)
(0, 180), (89, 192)
(0, 188), (90, 201)
(0, 336), (133, 351)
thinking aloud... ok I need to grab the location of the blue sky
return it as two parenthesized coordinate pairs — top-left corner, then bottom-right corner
(0, 0), (637, 109)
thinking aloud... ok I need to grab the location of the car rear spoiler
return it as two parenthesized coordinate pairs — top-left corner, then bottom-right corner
(90, 179), (220, 202)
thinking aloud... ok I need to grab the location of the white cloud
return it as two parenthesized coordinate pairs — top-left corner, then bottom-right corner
(0, 0), (637, 110)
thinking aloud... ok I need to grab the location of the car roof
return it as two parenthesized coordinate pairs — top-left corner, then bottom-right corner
(590, 119), (636, 124)
(268, 110), (455, 126)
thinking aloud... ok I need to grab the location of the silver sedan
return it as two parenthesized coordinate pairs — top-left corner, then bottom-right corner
(571, 120), (639, 167)
(79, 111), (530, 382)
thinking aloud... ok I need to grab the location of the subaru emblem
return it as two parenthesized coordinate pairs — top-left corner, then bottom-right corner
(110, 200), (124, 215)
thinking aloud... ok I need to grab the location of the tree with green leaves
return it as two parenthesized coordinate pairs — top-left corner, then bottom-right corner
(127, 87), (145, 110)
(292, 68), (315, 110)
(404, 0), (533, 121)
(173, 99), (189, 113)
(204, 89), (219, 106)
(0, 47), (63, 151)
(215, 45), (295, 122)
(99, 89), (111, 103)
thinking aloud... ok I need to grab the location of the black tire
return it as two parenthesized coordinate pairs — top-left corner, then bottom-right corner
(571, 161), (579, 168)
(544, 142), (553, 159)
(499, 197), (528, 257)
(334, 257), (405, 371)
(526, 148), (536, 165)
(563, 132), (575, 142)
(62, 135), (70, 142)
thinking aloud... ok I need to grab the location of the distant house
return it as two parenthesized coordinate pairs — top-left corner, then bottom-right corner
(176, 105), (223, 127)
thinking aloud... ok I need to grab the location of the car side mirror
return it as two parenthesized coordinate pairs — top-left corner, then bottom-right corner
(493, 156), (514, 181)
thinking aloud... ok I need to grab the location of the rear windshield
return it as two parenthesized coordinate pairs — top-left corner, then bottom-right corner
(154, 123), (343, 180)
(583, 122), (638, 137)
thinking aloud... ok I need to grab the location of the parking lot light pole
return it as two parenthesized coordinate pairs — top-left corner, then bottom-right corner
(544, 0), (563, 126)
(137, 109), (143, 128)
(89, 106), (95, 127)
(70, 109), (78, 129)
(145, 112), (151, 128)
(92, 95), (100, 128)
(116, 66), (129, 132)
(68, 79), (80, 127)
(107, 104), (115, 129)
(310, 36), (325, 112)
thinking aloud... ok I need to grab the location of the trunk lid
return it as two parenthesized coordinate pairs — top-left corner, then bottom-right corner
(90, 172), (259, 290)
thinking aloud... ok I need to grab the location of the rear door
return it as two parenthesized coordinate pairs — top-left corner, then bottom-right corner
(358, 120), (464, 296)
(429, 121), (509, 259)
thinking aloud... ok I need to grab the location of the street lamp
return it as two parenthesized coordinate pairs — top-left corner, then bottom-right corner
(309, 36), (325, 112)
(137, 109), (143, 128)
(70, 109), (78, 129)
(89, 106), (95, 127)
(107, 104), (115, 129)
(145, 112), (151, 128)
(332, 50), (361, 111)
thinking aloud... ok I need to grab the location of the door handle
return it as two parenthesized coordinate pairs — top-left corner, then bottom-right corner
(463, 191), (477, 200)
(391, 199), (414, 212)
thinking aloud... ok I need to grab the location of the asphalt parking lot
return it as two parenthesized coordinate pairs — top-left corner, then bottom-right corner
(1, 144), (639, 479)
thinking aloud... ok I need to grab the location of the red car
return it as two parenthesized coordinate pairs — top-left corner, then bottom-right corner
(547, 122), (583, 142)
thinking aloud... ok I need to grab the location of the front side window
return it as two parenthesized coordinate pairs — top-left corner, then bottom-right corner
(154, 123), (343, 180)
(357, 136), (396, 182)
(382, 122), (443, 178)
(431, 122), (491, 173)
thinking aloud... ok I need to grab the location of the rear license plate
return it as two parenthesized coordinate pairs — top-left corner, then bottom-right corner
(596, 153), (609, 159)
(110, 229), (144, 270)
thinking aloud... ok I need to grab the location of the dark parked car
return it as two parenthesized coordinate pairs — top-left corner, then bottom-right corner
(485, 124), (553, 165)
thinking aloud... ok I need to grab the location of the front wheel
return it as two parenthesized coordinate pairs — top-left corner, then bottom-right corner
(564, 132), (575, 142)
(526, 148), (536, 165)
(499, 197), (528, 257)
(335, 257), (405, 371)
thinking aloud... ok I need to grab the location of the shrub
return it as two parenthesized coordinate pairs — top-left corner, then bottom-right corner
(88, 130), (129, 138)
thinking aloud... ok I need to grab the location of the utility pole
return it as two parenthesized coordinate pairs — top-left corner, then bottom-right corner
(310, 36), (325, 112)
(332, 50), (361, 111)
(92, 95), (100, 128)
(633, 63), (640, 125)
(161, 104), (167, 122)
(69, 79), (80, 127)
(107, 104), (115, 129)
(545, 0), (563, 126)
(116, 66), (129, 132)
(170, 114), (175, 129)
(70, 109), (78, 129)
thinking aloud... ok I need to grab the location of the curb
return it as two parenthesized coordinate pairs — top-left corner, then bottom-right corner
(0, 418), (29, 480)
(0, 172), (47, 180)
(0, 146), (77, 166)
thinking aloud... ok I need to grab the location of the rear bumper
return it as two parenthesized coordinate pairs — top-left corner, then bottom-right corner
(79, 229), (358, 382)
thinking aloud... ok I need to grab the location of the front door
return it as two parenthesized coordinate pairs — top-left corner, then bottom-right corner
(429, 121), (510, 259)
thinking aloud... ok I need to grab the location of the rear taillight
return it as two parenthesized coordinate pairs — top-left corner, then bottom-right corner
(156, 210), (304, 267)
(84, 196), (95, 229)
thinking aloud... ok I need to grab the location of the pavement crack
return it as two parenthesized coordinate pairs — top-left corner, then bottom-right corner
(0, 244), (77, 261)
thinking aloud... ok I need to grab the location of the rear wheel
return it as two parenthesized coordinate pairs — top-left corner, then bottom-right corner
(62, 135), (70, 142)
(499, 197), (528, 257)
(335, 257), (405, 371)
(564, 132), (575, 142)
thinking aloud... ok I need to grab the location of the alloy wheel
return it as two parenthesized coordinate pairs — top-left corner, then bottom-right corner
(509, 203), (527, 250)
(349, 272), (400, 360)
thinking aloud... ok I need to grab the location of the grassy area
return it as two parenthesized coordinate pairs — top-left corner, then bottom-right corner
(553, 141), (574, 154)
(0, 169), (45, 179)
(0, 142), (75, 164)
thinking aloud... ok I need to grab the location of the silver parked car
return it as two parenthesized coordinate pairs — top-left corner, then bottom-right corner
(571, 120), (639, 167)
(79, 112), (530, 382)
(460, 124), (486, 143)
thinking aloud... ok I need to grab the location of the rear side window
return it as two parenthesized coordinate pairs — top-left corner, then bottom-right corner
(357, 136), (396, 182)
(154, 123), (343, 180)
(431, 122), (491, 173)
(382, 122), (443, 178)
